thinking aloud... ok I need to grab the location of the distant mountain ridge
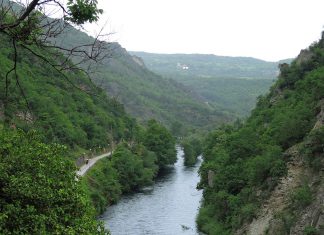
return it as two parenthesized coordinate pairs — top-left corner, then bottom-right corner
(52, 26), (233, 133)
(129, 52), (293, 116)
(130, 51), (290, 79)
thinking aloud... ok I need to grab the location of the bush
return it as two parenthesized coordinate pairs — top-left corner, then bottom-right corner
(82, 158), (122, 214)
(291, 185), (313, 209)
(304, 226), (319, 235)
(0, 129), (108, 234)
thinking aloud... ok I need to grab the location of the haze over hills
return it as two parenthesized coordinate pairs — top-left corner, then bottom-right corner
(130, 52), (292, 116)
(130, 52), (284, 79)
(0, 0), (234, 132)
(53, 26), (234, 133)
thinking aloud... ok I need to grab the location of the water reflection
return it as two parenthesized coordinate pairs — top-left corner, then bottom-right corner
(100, 147), (203, 235)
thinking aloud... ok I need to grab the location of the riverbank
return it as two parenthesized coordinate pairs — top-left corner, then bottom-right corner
(100, 148), (203, 234)
(82, 141), (176, 214)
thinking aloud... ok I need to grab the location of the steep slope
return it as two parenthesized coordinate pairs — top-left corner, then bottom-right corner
(130, 52), (286, 116)
(197, 33), (324, 235)
(173, 76), (274, 116)
(0, 32), (136, 156)
(53, 26), (234, 133)
(0, 27), (176, 234)
(0, 27), (177, 226)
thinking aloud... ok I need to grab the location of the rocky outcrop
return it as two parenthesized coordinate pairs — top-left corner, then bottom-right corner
(295, 49), (314, 66)
(208, 170), (215, 187)
(236, 98), (324, 235)
(132, 55), (146, 68)
(313, 99), (324, 130)
(289, 177), (324, 235)
(236, 146), (304, 235)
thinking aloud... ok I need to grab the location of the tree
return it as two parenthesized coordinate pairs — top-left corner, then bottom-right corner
(110, 144), (155, 193)
(0, 0), (109, 72)
(0, 129), (109, 234)
(143, 119), (176, 169)
(0, 0), (111, 125)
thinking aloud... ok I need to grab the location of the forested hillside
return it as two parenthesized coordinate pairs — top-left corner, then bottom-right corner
(177, 76), (274, 116)
(197, 33), (324, 235)
(0, 32), (136, 156)
(0, 13), (175, 233)
(53, 27), (233, 133)
(130, 52), (281, 79)
(130, 52), (286, 116)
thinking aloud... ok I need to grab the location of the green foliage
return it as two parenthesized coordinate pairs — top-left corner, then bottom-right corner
(130, 52), (280, 80)
(130, 51), (279, 116)
(0, 33), (137, 156)
(52, 28), (233, 135)
(83, 143), (159, 214)
(273, 210), (297, 234)
(301, 126), (324, 171)
(196, 205), (231, 235)
(143, 119), (177, 168)
(290, 185), (313, 209)
(110, 144), (156, 193)
(0, 129), (108, 234)
(198, 34), (324, 233)
(304, 226), (320, 235)
(67, 0), (103, 24)
(182, 135), (203, 166)
(82, 158), (122, 214)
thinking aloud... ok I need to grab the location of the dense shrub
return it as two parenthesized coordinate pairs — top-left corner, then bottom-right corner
(0, 129), (108, 234)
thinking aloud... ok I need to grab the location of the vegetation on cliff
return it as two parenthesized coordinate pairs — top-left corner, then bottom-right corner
(0, 32), (137, 157)
(53, 26), (233, 134)
(197, 33), (324, 234)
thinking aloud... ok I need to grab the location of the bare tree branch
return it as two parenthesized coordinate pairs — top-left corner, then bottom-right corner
(0, 0), (39, 30)
(0, 0), (111, 124)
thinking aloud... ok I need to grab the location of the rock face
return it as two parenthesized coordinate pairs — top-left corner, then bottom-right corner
(289, 178), (324, 235)
(313, 99), (324, 130)
(131, 55), (146, 68)
(236, 146), (304, 235)
(207, 170), (215, 187)
(236, 98), (324, 235)
(295, 49), (314, 66)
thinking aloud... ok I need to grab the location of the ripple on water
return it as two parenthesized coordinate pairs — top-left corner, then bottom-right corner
(100, 148), (203, 235)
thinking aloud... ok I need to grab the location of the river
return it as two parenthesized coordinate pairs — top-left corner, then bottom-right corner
(100, 147), (203, 235)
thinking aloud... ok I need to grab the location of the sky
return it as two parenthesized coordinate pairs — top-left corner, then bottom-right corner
(85, 0), (324, 62)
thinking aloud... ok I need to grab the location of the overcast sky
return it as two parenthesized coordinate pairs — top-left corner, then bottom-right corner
(87, 0), (324, 62)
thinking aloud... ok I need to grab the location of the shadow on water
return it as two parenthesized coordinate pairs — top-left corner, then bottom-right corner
(156, 164), (176, 178)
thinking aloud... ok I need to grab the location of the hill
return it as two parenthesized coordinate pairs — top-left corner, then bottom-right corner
(53, 27), (234, 133)
(130, 52), (291, 116)
(130, 52), (281, 79)
(197, 32), (324, 234)
(0, 32), (137, 155)
(0, 20), (177, 233)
